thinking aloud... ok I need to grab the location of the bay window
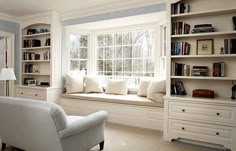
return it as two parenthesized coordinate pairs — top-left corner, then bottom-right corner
(67, 23), (164, 87)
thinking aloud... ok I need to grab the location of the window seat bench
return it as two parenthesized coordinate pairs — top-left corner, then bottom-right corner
(60, 93), (164, 130)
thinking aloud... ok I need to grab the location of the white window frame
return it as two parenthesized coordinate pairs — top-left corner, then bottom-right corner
(66, 22), (163, 87)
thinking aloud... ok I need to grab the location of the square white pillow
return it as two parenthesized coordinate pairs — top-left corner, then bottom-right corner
(137, 79), (151, 97)
(147, 79), (166, 102)
(105, 79), (128, 95)
(84, 76), (103, 93)
(65, 73), (84, 94)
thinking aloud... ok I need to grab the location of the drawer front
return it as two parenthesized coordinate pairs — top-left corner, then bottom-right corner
(16, 88), (46, 101)
(168, 119), (233, 144)
(169, 102), (236, 125)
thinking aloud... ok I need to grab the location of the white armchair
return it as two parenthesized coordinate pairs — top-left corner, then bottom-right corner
(0, 96), (108, 151)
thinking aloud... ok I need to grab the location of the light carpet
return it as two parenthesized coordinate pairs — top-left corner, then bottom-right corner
(4, 122), (223, 151)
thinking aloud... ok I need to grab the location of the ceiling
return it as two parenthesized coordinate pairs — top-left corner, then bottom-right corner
(0, 0), (162, 18)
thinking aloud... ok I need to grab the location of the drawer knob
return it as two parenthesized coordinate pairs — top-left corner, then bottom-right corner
(182, 127), (185, 130)
(216, 132), (219, 136)
(182, 109), (185, 112)
(21, 92), (24, 94)
(216, 113), (220, 116)
(35, 94), (38, 96)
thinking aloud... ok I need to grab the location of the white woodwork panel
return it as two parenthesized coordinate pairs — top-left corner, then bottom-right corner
(60, 97), (164, 130)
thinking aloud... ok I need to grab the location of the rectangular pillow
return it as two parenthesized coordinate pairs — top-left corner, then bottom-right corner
(84, 76), (103, 93)
(105, 79), (128, 95)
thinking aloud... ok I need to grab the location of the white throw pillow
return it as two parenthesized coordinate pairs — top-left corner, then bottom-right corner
(65, 73), (84, 94)
(84, 76), (103, 93)
(137, 79), (151, 97)
(147, 79), (166, 102)
(105, 79), (128, 95)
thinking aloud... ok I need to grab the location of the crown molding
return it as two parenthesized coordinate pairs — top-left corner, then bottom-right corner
(0, 12), (21, 23)
(61, 0), (165, 21)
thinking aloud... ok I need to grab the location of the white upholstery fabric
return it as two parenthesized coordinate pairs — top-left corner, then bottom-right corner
(61, 93), (164, 107)
(137, 79), (151, 97)
(0, 96), (108, 151)
(105, 79), (128, 95)
(84, 76), (103, 93)
(65, 73), (84, 94)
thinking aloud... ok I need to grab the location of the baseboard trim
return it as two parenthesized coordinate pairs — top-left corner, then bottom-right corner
(60, 97), (164, 130)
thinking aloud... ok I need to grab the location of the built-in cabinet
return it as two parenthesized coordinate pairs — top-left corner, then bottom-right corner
(164, 0), (236, 150)
(15, 12), (62, 103)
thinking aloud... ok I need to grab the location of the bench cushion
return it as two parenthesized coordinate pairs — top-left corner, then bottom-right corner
(61, 93), (163, 108)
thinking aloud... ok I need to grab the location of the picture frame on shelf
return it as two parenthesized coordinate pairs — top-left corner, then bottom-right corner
(28, 80), (37, 87)
(196, 39), (214, 55)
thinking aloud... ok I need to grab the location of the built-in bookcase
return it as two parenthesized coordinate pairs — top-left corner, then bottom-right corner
(164, 1), (236, 150)
(167, 0), (236, 98)
(21, 24), (51, 86)
(15, 12), (62, 103)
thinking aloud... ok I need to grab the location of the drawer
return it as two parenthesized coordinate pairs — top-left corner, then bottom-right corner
(169, 102), (236, 125)
(168, 119), (233, 144)
(15, 88), (46, 101)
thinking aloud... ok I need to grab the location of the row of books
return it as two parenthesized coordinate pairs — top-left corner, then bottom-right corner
(172, 22), (191, 35)
(171, 81), (187, 95)
(171, 2), (190, 15)
(213, 62), (225, 77)
(24, 64), (40, 73)
(171, 62), (190, 76)
(23, 52), (40, 60)
(171, 42), (191, 55)
(191, 66), (208, 77)
(224, 39), (236, 54)
(23, 39), (41, 48)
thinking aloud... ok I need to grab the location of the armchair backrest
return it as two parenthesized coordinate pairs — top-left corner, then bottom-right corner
(0, 97), (65, 151)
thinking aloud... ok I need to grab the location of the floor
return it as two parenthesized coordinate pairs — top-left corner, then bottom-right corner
(4, 122), (223, 151)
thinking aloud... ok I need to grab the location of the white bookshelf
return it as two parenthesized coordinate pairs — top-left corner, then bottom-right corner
(164, 0), (236, 150)
(15, 12), (62, 103)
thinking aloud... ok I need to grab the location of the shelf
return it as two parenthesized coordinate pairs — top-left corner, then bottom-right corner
(22, 60), (50, 63)
(171, 31), (236, 38)
(171, 8), (236, 19)
(22, 32), (50, 38)
(22, 46), (51, 50)
(164, 95), (236, 105)
(171, 54), (236, 58)
(171, 76), (236, 80)
(22, 73), (50, 76)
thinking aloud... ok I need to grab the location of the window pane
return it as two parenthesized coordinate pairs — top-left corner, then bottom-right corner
(105, 47), (113, 59)
(95, 29), (155, 86)
(70, 60), (80, 70)
(105, 34), (113, 46)
(115, 47), (122, 58)
(97, 48), (104, 59)
(133, 59), (143, 72)
(97, 60), (104, 71)
(114, 33), (122, 45)
(69, 34), (88, 71)
(124, 59), (132, 72)
(115, 59), (122, 71)
(123, 46), (132, 58)
(123, 32), (132, 45)
(80, 48), (87, 59)
(80, 35), (88, 47)
(97, 35), (105, 47)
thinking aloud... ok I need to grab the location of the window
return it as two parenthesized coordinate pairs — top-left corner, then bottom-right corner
(69, 34), (88, 70)
(67, 24), (161, 87)
(160, 24), (167, 74)
(96, 29), (155, 86)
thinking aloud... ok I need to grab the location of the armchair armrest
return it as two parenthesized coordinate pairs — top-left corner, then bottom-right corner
(59, 111), (108, 139)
